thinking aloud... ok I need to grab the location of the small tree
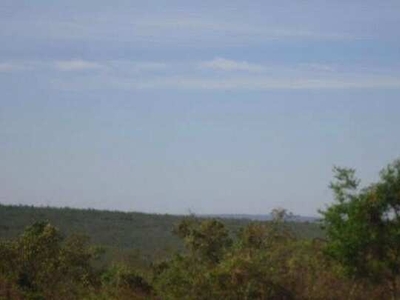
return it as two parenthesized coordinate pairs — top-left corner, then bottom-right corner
(0, 222), (98, 299)
(321, 159), (400, 299)
(173, 218), (232, 265)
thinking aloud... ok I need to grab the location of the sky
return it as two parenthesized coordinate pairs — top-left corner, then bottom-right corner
(1, 1), (400, 216)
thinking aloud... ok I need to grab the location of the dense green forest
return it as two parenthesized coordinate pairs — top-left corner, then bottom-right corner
(0, 205), (323, 264)
(1, 159), (400, 299)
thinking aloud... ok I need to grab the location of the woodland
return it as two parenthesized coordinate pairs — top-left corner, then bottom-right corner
(1, 159), (400, 299)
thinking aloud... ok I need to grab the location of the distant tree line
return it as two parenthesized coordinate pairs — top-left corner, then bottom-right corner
(1, 159), (400, 299)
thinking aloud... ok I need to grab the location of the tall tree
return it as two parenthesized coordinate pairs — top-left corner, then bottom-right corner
(321, 159), (400, 299)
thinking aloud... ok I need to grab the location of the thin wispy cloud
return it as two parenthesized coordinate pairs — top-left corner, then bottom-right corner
(134, 17), (347, 41)
(48, 58), (400, 91)
(109, 61), (169, 73)
(51, 73), (400, 92)
(130, 62), (168, 72)
(0, 12), (356, 50)
(54, 60), (104, 71)
(298, 63), (337, 72)
(199, 58), (265, 72)
(0, 62), (32, 72)
(2, 58), (400, 91)
(123, 76), (400, 91)
(0, 60), (169, 74)
(2, 0), (400, 216)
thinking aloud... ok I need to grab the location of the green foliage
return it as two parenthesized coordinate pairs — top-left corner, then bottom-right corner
(89, 264), (153, 300)
(173, 218), (232, 264)
(0, 222), (97, 299)
(4, 159), (400, 299)
(321, 159), (400, 297)
(0, 204), (323, 263)
(0, 212), (394, 299)
(155, 219), (335, 299)
(155, 205), (396, 300)
(0, 205), (186, 263)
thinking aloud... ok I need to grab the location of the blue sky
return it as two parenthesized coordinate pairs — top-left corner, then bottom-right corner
(1, 0), (400, 215)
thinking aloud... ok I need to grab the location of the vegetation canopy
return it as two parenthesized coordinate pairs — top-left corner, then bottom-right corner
(321, 159), (400, 298)
(1, 159), (400, 299)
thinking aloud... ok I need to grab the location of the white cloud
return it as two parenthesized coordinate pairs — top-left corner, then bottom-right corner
(109, 61), (168, 73)
(1, 13), (354, 50)
(132, 62), (168, 71)
(298, 63), (337, 72)
(0, 62), (31, 72)
(2, 58), (399, 91)
(123, 76), (400, 90)
(52, 73), (400, 92)
(199, 58), (265, 72)
(0, 59), (169, 75)
(54, 60), (103, 71)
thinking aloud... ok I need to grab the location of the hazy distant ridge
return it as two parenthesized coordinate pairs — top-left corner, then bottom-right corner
(203, 214), (319, 222)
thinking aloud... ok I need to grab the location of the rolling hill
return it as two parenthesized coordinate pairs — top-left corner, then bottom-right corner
(0, 204), (324, 264)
